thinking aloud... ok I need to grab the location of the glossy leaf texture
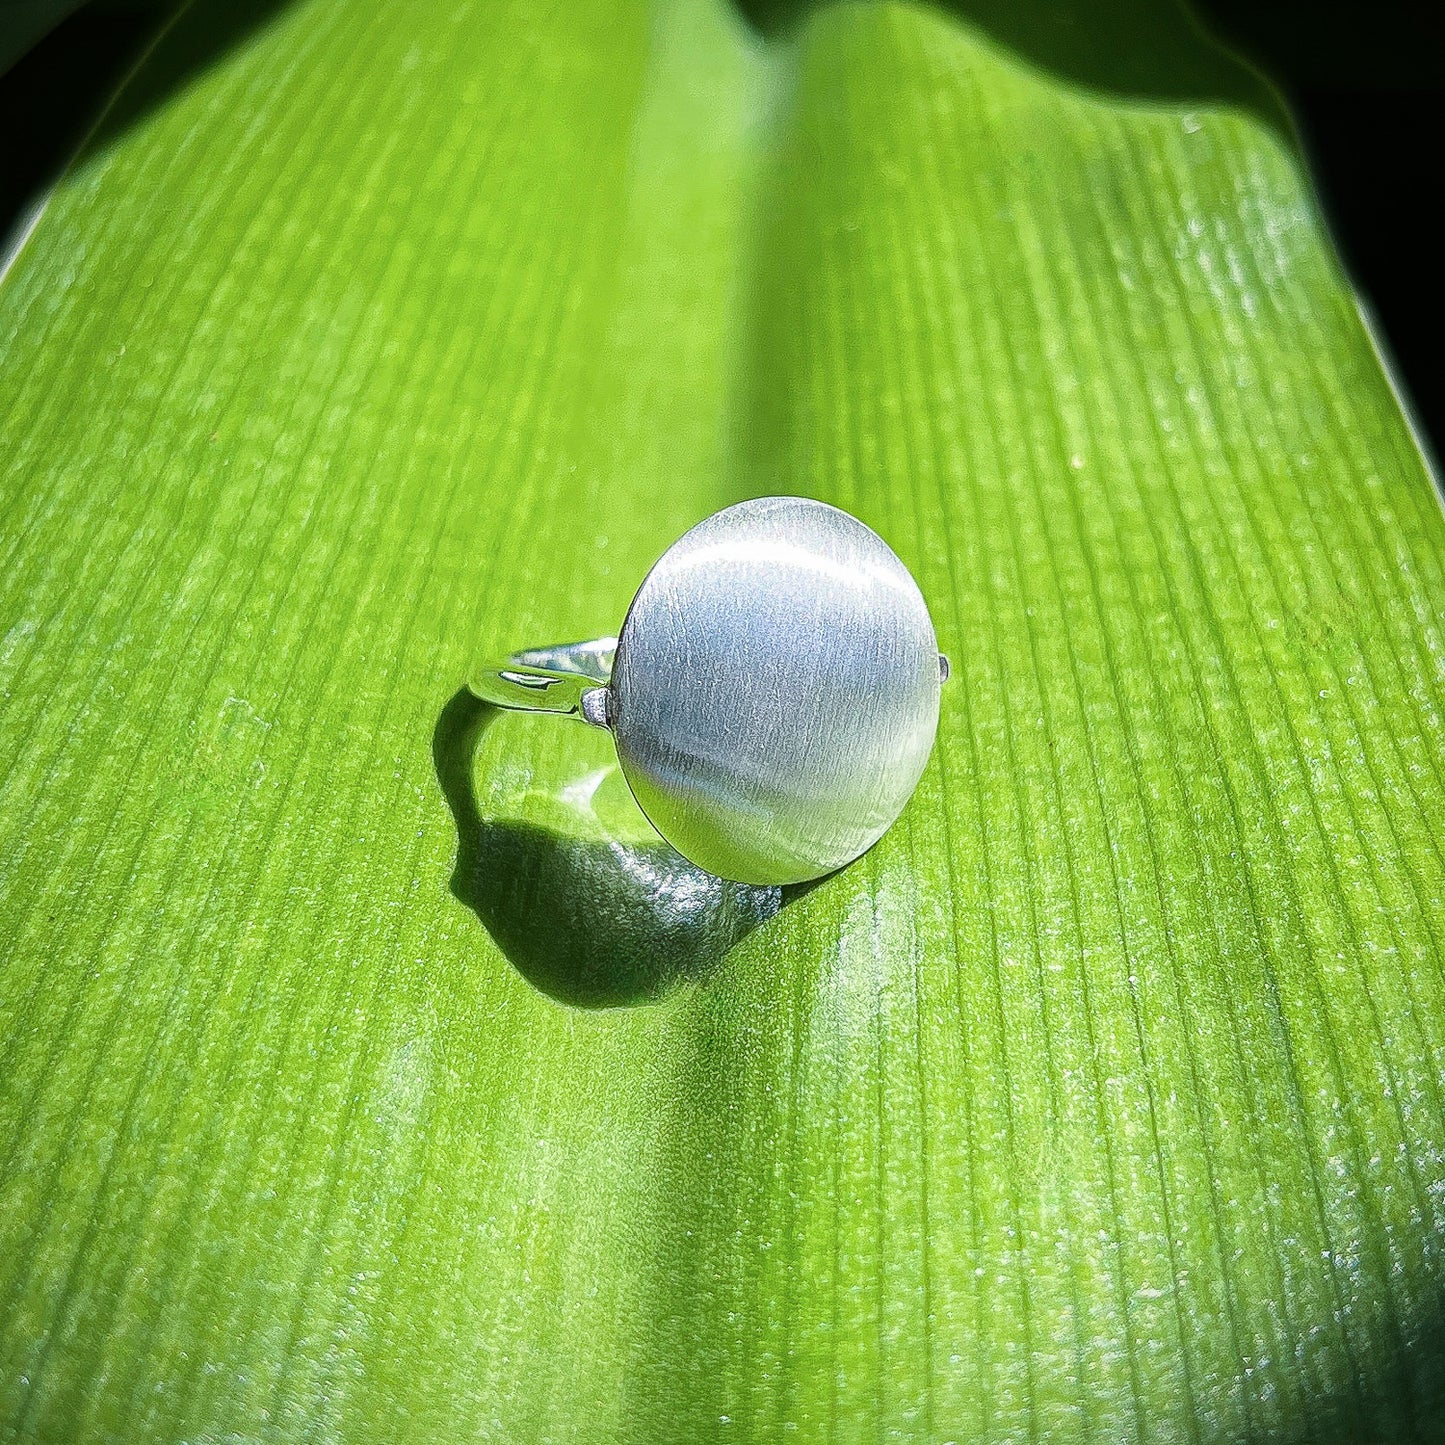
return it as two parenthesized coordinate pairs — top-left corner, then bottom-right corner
(3, 0), (1445, 1440)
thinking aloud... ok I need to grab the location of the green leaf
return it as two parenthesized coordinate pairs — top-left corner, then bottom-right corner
(3, 0), (1443, 1439)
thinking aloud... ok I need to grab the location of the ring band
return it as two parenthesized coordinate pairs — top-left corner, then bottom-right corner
(470, 637), (616, 728)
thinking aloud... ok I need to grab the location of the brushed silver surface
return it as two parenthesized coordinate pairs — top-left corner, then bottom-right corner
(611, 497), (942, 885)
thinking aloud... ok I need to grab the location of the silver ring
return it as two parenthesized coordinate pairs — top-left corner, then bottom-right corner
(470, 497), (948, 886)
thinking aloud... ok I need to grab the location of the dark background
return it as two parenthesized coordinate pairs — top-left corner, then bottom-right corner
(2, 0), (1440, 458)
(1206, 0), (1442, 458)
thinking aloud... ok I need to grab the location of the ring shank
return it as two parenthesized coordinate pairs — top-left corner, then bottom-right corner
(468, 638), (615, 724)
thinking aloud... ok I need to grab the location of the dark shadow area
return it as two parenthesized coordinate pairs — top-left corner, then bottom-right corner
(1274, 1290), (1445, 1444)
(732, 0), (1281, 123)
(0, 3), (156, 232)
(83, 0), (296, 154)
(1198, 0), (1445, 461)
(432, 687), (786, 1010)
(0, 0), (294, 238)
(1, 0), (88, 76)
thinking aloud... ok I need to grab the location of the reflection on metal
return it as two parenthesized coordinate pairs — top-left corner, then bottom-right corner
(470, 638), (616, 721)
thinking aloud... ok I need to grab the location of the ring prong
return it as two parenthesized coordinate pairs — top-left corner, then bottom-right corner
(580, 686), (611, 729)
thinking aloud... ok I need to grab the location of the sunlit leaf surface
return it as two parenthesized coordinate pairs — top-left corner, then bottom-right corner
(3, 0), (1444, 1439)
